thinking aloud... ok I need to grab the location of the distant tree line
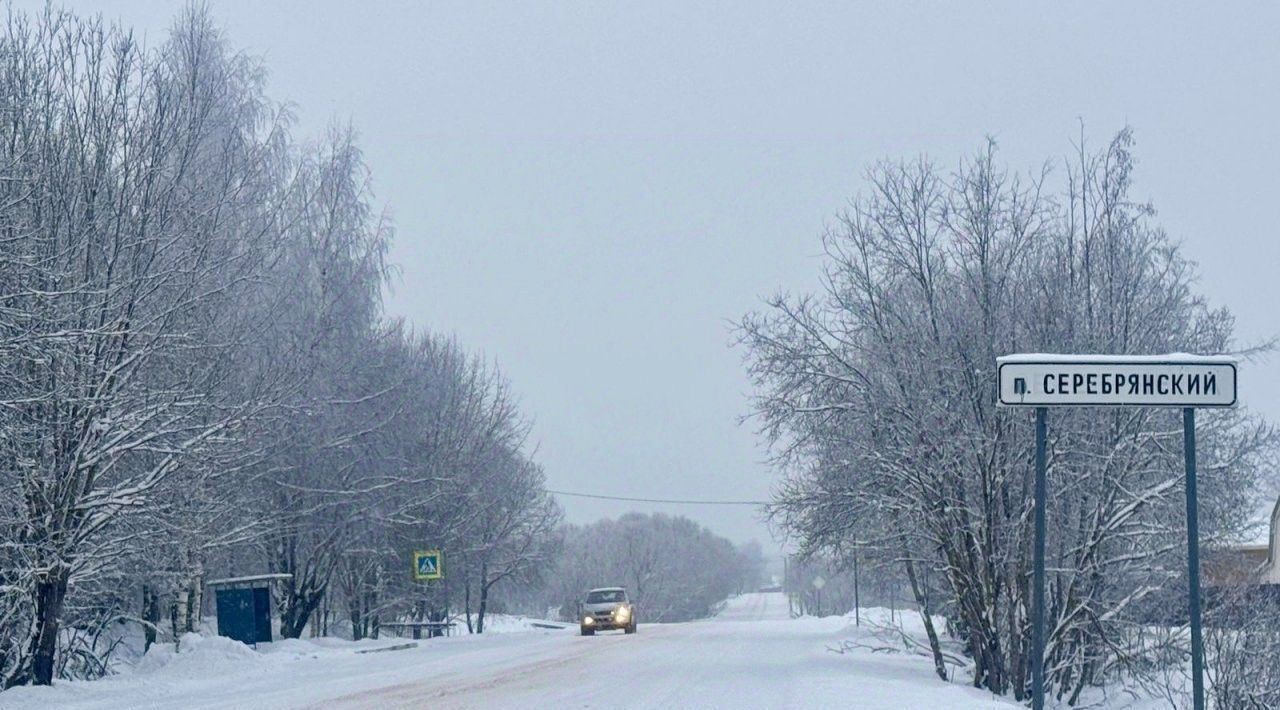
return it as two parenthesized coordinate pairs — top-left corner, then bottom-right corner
(0, 6), (562, 687)
(531, 513), (765, 624)
(740, 132), (1277, 704)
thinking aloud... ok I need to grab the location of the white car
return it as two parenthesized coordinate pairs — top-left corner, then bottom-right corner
(580, 587), (636, 635)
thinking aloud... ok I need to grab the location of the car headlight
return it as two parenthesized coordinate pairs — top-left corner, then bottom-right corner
(615, 606), (630, 621)
(582, 616), (594, 625)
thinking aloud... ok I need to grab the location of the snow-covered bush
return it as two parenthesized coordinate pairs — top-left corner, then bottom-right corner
(1204, 585), (1280, 709)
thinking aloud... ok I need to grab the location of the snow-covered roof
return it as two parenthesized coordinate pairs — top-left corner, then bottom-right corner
(207, 573), (293, 588)
(1241, 500), (1276, 547)
(997, 353), (1237, 364)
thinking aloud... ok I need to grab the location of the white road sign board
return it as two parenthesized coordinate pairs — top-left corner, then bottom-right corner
(997, 354), (1236, 408)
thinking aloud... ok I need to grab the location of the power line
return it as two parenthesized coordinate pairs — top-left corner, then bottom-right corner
(547, 489), (767, 506)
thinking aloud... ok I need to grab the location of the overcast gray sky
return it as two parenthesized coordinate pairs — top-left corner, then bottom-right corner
(67, 1), (1280, 545)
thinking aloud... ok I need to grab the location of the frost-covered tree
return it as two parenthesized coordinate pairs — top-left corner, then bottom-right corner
(249, 126), (393, 640)
(0, 6), (294, 686)
(740, 131), (1276, 703)
(0, 5), (561, 684)
(452, 454), (561, 634)
(322, 331), (558, 640)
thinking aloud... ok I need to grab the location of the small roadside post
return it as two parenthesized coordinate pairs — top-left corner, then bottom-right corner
(997, 354), (1237, 710)
(408, 549), (449, 638)
(811, 575), (826, 616)
(852, 545), (861, 627)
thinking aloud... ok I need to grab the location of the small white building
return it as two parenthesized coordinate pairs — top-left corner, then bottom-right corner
(1204, 498), (1280, 587)
(1255, 498), (1280, 584)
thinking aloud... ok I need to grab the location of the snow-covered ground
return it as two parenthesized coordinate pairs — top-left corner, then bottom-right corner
(3, 593), (1024, 709)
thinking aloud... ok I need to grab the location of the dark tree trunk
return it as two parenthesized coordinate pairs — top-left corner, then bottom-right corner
(279, 558), (329, 639)
(464, 576), (474, 633)
(28, 568), (70, 685)
(281, 589), (324, 639)
(142, 585), (161, 652)
(476, 562), (489, 634)
(349, 601), (363, 641)
(316, 604), (328, 637)
(169, 599), (181, 646)
(904, 555), (948, 682)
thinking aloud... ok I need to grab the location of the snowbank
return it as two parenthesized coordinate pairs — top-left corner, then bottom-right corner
(132, 633), (260, 676)
(469, 613), (569, 634)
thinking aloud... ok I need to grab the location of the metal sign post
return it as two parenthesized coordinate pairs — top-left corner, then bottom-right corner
(1032, 407), (1047, 710)
(997, 354), (1237, 710)
(1183, 408), (1205, 708)
(853, 546), (861, 627)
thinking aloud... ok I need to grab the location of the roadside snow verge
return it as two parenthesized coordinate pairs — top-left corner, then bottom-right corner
(133, 632), (260, 676)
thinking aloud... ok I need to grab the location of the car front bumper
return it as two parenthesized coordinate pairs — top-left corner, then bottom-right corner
(582, 614), (632, 631)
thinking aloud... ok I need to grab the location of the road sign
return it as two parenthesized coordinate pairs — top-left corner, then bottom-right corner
(997, 354), (1236, 408)
(811, 576), (826, 590)
(413, 550), (442, 581)
(999, 352), (1234, 710)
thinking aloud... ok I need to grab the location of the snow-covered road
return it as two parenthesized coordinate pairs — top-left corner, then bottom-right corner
(3, 594), (1017, 710)
(324, 593), (1011, 710)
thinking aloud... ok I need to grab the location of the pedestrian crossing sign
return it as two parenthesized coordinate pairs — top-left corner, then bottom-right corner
(413, 550), (442, 580)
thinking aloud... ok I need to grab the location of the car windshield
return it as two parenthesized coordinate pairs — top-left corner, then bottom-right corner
(586, 590), (624, 604)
